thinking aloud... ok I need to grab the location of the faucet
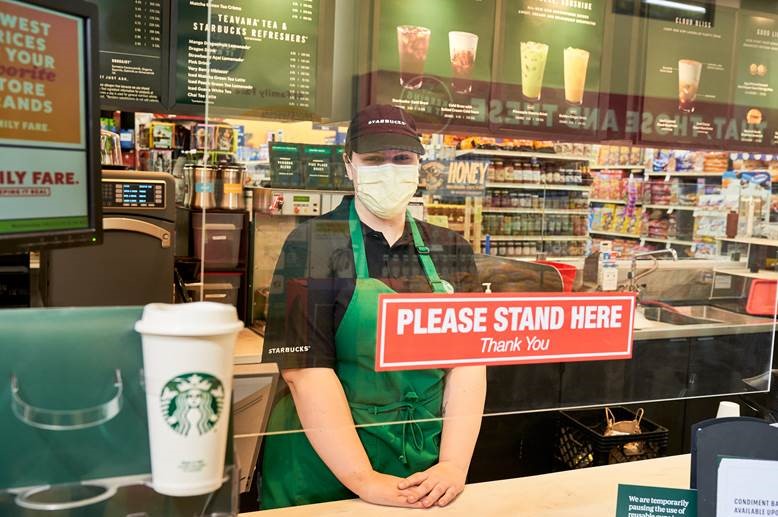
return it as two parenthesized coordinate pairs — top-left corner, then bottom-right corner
(625, 249), (678, 298)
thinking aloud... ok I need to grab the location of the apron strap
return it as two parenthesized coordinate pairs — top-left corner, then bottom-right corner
(348, 200), (370, 279)
(407, 211), (448, 293)
(348, 199), (448, 293)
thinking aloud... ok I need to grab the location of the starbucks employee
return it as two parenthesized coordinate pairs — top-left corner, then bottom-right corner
(260, 105), (486, 509)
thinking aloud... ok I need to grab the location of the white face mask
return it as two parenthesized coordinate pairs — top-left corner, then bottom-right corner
(351, 163), (419, 219)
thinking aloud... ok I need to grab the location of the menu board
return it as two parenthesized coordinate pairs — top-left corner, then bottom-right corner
(173, 0), (319, 118)
(369, 0), (496, 132)
(639, 7), (736, 148)
(731, 11), (778, 149)
(91, 0), (169, 109)
(489, 0), (607, 139)
(0, 0), (90, 234)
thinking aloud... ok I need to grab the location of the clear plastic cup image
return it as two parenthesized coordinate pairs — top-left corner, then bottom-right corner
(520, 41), (549, 101)
(449, 31), (479, 94)
(135, 302), (243, 497)
(564, 47), (590, 105)
(397, 25), (431, 90)
(678, 59), (702, 113)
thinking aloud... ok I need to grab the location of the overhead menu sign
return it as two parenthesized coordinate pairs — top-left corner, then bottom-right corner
(0, 0), (89, 233)
(90, 0), (169, 109)
(731, 11), (778, 149)
(173, 0), (319, 118)
(489, 0), (607, 139)
(369, 0), (496, 133)
(639, 7), (737, 148)
(375, 292), (636, 371)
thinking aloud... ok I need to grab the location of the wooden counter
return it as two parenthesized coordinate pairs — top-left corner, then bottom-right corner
(243, 454), (691, 516)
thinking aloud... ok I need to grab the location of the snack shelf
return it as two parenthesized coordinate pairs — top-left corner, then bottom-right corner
(643, 204), (697, 211)
(642, 237), (696, 246)
(589, 230), (641, 239)
(645, 171), (724, 178)
(589, 198), (641, 206)
(483, 235), (589, 242)
(590, 164), (646, 170)
(456, 149), (589, 161)
(482, 207), (590, 215)
(485, 182), (591, 192)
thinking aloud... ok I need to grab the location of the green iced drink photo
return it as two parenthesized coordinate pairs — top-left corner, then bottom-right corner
(520, 41), (549, 101)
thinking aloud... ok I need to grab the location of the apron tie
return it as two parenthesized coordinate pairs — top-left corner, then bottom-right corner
(350, 391), (431, 465)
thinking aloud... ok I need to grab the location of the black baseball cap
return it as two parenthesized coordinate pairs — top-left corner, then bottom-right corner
(346, 104), (425, 155)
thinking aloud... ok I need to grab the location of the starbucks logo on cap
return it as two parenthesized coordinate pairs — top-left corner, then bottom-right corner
(160, 373), (224, 436)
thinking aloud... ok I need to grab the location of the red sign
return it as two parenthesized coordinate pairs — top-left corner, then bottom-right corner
(376, 292), (636, 371)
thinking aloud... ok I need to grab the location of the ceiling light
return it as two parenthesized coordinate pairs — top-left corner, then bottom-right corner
(644, 0), (707, 14)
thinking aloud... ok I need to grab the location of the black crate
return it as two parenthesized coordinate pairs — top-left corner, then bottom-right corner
(554, 406), (669, 470)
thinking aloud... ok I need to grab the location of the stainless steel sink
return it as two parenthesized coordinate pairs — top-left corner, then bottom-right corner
(671, 305), (759, 325)
(641, 305), (722, 326)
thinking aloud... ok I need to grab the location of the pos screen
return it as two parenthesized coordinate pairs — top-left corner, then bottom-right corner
(0, 0), (101, 252)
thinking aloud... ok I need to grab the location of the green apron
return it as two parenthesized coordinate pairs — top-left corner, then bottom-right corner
(260, 200), (450, 509)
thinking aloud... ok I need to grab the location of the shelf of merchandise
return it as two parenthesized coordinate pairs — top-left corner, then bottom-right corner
(693, 210), (727, 217)
(642, 237), (697, 246)
(589, 198), (642, 206)
(590, 164), (646, 170)
(483, 235), (589, 242)
(643, 204), (698, 211)
(482, 207), (589, 215)
(645, 171), (725, 178)
(589, 230), (641, 239)
(455, 149), (589, 161)
(717, 237), (778, 247)
(503, 255), (586, 262)
(485, 182), (591, 192)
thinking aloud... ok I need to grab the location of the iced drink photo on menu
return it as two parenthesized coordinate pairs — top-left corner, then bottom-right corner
(449, 31), (478, 94)
(520, 41), (549, 101)
(397, 25), (431, 90)
(564, 47), (590, 105)
(678, 59), (702, 112)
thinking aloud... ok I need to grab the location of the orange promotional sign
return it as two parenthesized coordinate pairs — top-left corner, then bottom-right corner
(0, 0), (84, 147)
(376, 292), (636, 371)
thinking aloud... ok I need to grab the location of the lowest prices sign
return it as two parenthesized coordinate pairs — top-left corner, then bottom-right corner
(376, 292), (636, 371)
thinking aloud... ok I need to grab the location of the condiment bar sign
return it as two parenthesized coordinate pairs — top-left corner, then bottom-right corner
(375, 292), (635, 371)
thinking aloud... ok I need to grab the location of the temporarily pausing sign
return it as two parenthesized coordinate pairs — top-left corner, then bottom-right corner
(616, 484), (697, 517)
(375, 292), (635, 371)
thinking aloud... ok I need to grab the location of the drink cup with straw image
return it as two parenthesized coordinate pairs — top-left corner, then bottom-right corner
(449, 31), (479, 94)
(397, 25), (431, 90)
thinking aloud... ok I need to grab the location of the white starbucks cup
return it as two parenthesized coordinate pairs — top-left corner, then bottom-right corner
(135, 302), (243, 497)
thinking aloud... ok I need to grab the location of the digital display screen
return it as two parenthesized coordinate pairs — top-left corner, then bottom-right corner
(292, 195), (310, 203)
(0, 0), (90, 237)
(102, 181), (165, 208)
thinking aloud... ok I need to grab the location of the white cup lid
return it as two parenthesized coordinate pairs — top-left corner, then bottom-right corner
(134, 302), (244, 336)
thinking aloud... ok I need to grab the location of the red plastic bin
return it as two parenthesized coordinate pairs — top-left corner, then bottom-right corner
(535, 261), (578, 292)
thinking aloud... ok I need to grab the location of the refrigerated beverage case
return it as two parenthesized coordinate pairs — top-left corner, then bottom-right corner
(564, 48), (590, 105)
(678, 59), (702, 113)
(397, 25), (431, 90)
(520, 41), (549, 101)
(449, 31), (478, 94)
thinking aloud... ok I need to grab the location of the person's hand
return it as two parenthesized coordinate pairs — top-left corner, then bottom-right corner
(355, 471), (424, 508)
(398, 461), (467, 508)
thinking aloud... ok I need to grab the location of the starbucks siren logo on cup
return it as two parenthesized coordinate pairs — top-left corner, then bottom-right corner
(161, 372), (224, 436)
